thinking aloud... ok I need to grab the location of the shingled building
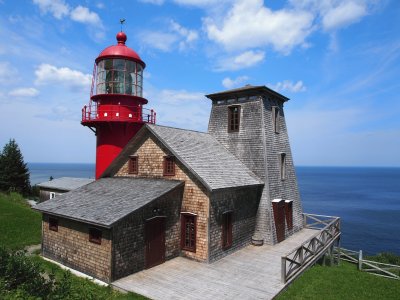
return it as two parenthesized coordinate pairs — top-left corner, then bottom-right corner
(34, 85), (303, 282)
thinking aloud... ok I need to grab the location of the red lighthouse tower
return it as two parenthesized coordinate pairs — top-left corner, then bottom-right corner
(82, 31), (156, 179)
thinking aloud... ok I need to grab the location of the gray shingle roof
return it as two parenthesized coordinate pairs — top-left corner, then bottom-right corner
(34, 178), (183, 227)
(146, 124), (263, 191)
(37, 177), (94, 191)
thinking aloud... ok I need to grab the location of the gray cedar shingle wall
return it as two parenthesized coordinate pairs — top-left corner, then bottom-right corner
(112, 186), (184, 280)
(208, 186), (262, 262)
(208, 94), (303, 245)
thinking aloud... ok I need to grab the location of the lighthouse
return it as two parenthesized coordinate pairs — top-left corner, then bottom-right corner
(81, 31), (156, 179)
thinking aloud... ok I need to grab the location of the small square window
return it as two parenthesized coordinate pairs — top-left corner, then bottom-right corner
(49, 192), (56, 199)
(228, 106), (240, 132)
(128, 156), (138, 174)
(49, 217), (58, 232)
(163, 156), (175, 176)
(89, 228), (102, 245)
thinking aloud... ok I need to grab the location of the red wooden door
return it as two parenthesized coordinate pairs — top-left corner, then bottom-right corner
(272, 199), (285, 243)
(145, 216), (166, 269)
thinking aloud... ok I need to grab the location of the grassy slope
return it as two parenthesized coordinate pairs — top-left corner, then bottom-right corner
(0, 193), (147, 299)
(0, 193), (42, 249)
(277, 262), (400, 300)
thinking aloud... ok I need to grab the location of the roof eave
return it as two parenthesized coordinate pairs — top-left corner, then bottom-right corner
(205, 85), (289, 102)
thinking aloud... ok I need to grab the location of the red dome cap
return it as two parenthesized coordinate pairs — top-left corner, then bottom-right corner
(96, 31), (145, 67)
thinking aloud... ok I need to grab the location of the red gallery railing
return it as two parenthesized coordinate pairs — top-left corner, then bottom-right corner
(81, 103), (156, 124)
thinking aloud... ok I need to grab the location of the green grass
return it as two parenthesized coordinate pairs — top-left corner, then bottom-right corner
(0, 192), (148, 299)
(277, 262), (400, 300)
(31, 256), (148, 300)
(0, 192), (42, 250)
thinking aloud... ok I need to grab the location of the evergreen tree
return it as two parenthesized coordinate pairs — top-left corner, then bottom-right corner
(0, 139), (31, 195)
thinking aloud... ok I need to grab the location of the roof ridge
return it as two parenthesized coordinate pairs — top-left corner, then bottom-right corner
(147, 123), (208, 135)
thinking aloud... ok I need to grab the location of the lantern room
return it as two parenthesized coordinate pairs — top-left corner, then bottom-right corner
(81, 31), (156, 179)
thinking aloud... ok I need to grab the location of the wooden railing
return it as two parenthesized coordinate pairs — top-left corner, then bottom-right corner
(281, 213), (341, 283)
(334, 247), (400, 280)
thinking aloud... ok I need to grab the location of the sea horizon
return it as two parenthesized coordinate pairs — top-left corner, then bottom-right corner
(27, 163), (400, 256)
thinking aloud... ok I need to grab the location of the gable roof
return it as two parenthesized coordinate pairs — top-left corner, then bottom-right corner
(34, 177), (184, 228)
(37, 177), (94, 191)
(103, 124), (263, 191)
(205, 85), (289, 102)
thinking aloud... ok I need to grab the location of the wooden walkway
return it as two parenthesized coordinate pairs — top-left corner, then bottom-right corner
(113, 228), (317, 300)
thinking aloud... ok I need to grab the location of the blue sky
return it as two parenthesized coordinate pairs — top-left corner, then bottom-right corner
(0, 0), (399, 166)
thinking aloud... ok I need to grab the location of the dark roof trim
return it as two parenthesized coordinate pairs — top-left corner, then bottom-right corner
(38, 211), (111, 229)
(205, 85), (289, 102)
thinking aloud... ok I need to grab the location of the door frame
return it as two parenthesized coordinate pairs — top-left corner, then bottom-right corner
(145, 216), (166, 269)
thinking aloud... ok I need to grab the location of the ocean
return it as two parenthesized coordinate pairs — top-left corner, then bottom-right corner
(28, 163), (400, 255)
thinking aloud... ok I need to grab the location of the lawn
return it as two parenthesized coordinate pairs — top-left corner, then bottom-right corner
(0, 192), (147, 300)
(0, 192), (42, 250)
(277, 261), (400, 300)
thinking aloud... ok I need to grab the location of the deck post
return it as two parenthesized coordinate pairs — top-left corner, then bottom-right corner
(337, 238), (341, 266)
(281, 257), (286, 283)
(358, 250), (363, 270)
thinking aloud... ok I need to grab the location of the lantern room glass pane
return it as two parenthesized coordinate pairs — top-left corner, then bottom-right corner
(96, 59), (143, 96)
(114, 59), (125, 71)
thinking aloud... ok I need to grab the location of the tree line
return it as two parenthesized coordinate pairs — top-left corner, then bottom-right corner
(0, 139), (30, 195)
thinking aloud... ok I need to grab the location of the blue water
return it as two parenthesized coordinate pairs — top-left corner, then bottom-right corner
(28, 163), (95, 185)
(297, 167), (400, 255)
(27, 163), (400, 255)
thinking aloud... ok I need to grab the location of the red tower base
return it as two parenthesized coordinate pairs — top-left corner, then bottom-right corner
(95, 122), (143, 178)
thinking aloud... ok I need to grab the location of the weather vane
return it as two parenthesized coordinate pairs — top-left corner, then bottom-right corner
(120, 18), (126, 31)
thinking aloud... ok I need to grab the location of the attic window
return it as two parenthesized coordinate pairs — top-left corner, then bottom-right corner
(89, 228), (102, 245)
(228, 105), (240, 132)
(49, 217), (58, 232)
(272, 106), (280, 133)
(163, 156), (175, 176)
(128, 156), (138, 174)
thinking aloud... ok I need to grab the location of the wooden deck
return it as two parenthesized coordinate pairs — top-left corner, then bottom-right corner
(113, 228), (317, 300)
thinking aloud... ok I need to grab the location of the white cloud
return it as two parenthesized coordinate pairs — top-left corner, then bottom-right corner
(8, 88), (39, 97)
(205, 0), (314, 53)
(33, 0), (70, 19)
(0, 61), (19, 84)
(34, 64), (91, 91)
(170, 20), (199, 51)
(173, 0), (222, 6)
(70, 6), (101, 26)
(33, 1), (104, 39)
(289, 0), (371, 31)
(269, 80), (306, 93)
(144, 86), (209, 131)
(139, 0), (165, 4)
(222, 76), (249, 89)
(216, 50), (265, 71)
(140, 31), (178, 52)
(322, 1), (367, 30)
(140, 20), (198, 52)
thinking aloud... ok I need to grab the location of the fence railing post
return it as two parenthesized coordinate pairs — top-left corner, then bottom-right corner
(281, 257), (286, 283)
(358, 250), (363, 270)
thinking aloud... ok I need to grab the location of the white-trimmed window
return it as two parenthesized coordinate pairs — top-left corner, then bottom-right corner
(49, 192), (56, 199)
